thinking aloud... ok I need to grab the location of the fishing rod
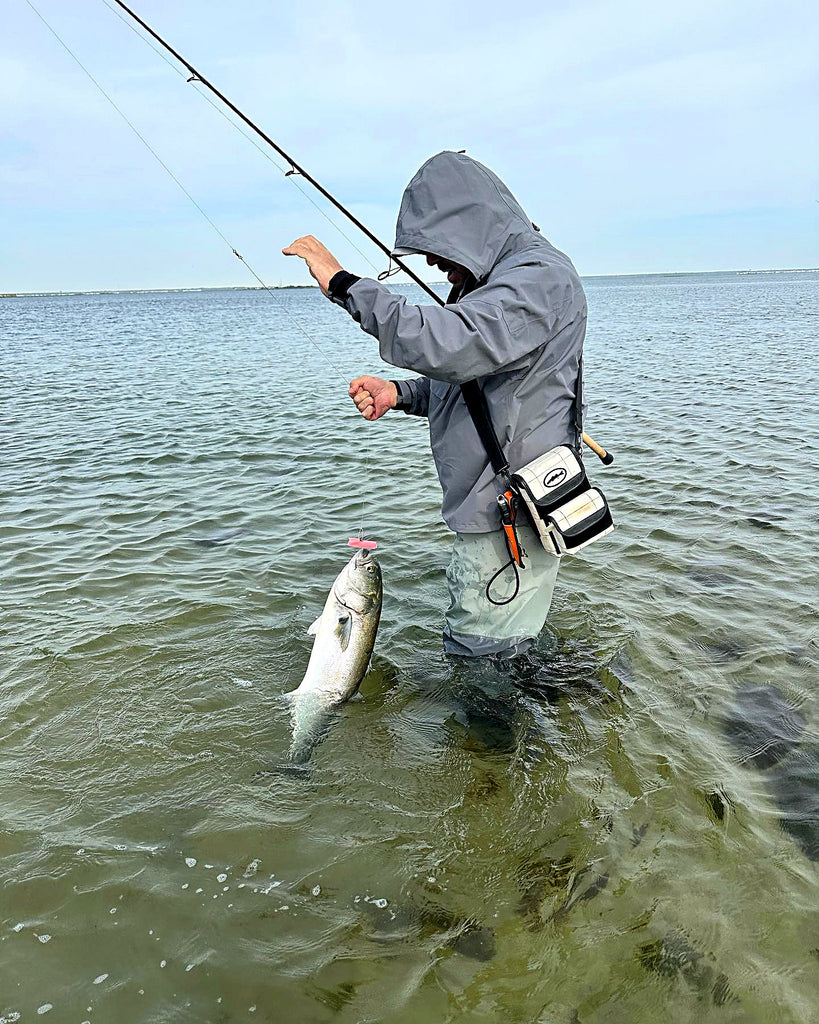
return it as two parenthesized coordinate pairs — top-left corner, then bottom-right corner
(111, 1), (613, 464)
(110, 0), (440, 305)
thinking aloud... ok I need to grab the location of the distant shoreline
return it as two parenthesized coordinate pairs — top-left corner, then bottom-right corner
(3, 267), (818, 298)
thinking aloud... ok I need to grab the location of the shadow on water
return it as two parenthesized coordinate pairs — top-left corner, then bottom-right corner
(636, 931), (737, 1008)
(344, 634), (640, 957)
(437, 631), (632, 761)
(192, 526), (249, 548)
(357, 893), (498, 962)
(722, 680), (819, 861)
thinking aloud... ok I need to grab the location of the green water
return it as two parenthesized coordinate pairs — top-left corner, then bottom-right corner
(1, 273), (817, 1022)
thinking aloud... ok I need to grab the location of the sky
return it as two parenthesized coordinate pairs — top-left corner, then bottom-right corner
(3, 0), (817, 292)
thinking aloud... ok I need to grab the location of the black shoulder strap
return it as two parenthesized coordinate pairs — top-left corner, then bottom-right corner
(573, 356), (584, 445)
(461, 353), (584, 476)
(460, 380), (509, 477)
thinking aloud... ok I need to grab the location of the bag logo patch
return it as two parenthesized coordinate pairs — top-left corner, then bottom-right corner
(543, 468), (567, 489)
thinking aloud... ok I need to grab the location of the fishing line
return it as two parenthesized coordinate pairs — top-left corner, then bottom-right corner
(95, 0), (615, 465)
(100, 0), (444, 304)
(97, 0), (382, 276)
(25, 0), (351, 387)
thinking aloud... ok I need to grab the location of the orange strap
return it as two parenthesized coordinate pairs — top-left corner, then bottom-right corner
(500, 490), (525, 568)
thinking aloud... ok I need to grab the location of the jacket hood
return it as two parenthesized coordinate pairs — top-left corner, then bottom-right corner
(392, 151), (541, 282)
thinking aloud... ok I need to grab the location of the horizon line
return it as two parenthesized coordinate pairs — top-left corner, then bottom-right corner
(3, 266), (818, 298)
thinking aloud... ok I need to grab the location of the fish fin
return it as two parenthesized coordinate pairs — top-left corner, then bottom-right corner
(335, 613), (352, 651)
(307, 614), (323, 636)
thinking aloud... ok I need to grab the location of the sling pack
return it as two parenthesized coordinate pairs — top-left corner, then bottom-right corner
(460, 362), (614, 557)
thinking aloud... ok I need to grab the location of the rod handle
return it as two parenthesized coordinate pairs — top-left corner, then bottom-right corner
(582, 431), (614, 465)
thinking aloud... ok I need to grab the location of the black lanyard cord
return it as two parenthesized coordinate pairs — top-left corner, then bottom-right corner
(485, 556), (521, 606)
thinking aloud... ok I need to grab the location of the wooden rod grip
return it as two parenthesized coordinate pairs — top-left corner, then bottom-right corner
(582, 431), (614, 465)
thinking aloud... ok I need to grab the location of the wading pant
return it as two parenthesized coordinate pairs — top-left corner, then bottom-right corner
(443, 526), (561, 658)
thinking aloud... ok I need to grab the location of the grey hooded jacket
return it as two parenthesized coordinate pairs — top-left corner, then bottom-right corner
(342, 151), (587, 533)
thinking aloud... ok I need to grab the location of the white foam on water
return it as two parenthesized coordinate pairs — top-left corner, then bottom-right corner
(93, 974), (108, 985)
(256, 882), (280, 894)
(359, 895), (388, 907)
(36, 934), (52, 943)
(185, 858), (197, 868)
(312, 885), (321, 896)
(36, 1006), (52, 1016)
(217, 873), (227, 882)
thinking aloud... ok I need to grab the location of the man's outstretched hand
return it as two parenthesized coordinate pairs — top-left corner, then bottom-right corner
(282, 235), (343, 295)
(349, 376), (398, 421)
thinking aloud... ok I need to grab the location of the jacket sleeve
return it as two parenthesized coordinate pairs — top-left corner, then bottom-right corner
(342, 274), (575, 384)
(394, 377), (430, 417)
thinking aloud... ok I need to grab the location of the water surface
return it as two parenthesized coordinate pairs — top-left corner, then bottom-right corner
(1, 271), (818, 1022)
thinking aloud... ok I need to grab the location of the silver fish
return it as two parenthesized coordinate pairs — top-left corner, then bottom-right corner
(286, 548), (382, 764)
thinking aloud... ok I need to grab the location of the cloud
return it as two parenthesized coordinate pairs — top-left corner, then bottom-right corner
(2, 0), (816, 289)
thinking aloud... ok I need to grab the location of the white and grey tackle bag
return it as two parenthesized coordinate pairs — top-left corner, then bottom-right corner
(511, 444), (613, 557)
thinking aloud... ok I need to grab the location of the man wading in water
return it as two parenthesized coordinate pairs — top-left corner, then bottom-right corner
(284, 151), (586, 659)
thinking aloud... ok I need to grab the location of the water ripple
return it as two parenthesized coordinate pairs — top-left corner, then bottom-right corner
(1, 276), (818, 1021)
